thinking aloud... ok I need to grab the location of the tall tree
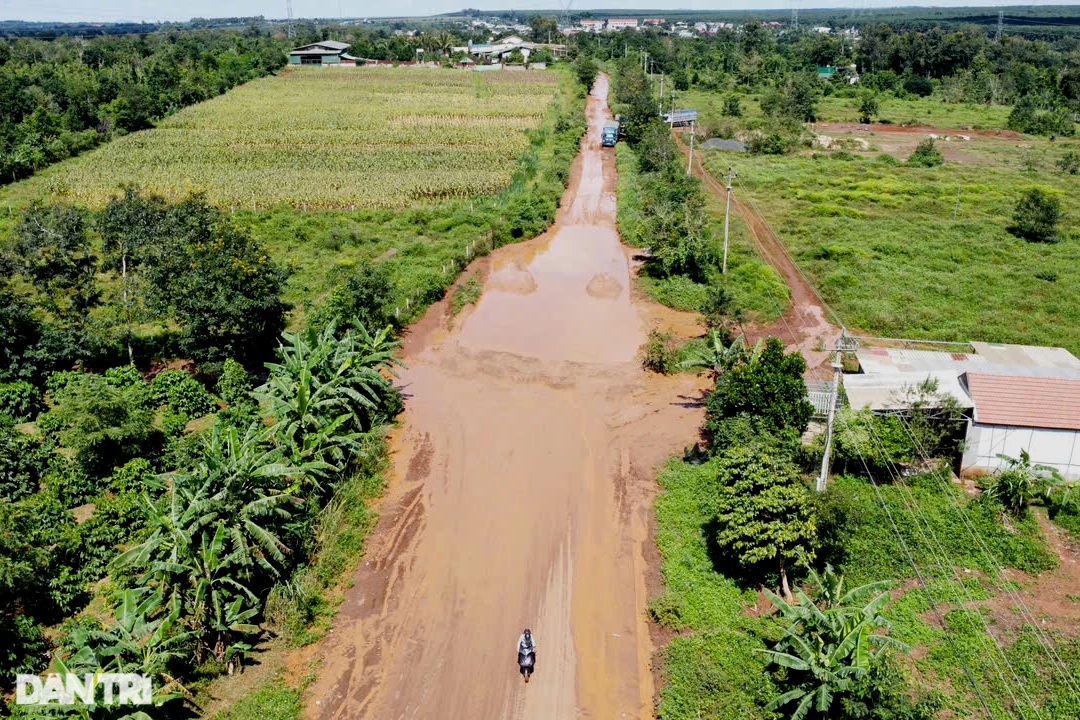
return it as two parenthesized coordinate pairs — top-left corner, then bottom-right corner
(713, 444), (817, 598)
(142, 193), (290, 369)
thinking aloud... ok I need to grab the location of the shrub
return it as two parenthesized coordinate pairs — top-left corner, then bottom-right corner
(0, 426), (48, 501)
(0, 382), (41, 423)
(903, 74), (933, 97)
(722, 94), (742, 117)
(1058, 150), (1080, 175)
(217, 358), (254, 407)
(643, 330), (680, 374)
(907, 138), (944, 167)
(1008, 188), (1063, 243)
(152, 369), (215, 417)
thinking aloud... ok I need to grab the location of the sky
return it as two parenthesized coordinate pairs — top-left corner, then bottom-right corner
(0, 0), (1074, 24)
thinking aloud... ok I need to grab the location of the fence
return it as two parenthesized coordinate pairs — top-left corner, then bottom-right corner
(392, 232), (496, 321)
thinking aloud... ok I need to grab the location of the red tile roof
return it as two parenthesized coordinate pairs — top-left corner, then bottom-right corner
(964, 373), (1080, 431)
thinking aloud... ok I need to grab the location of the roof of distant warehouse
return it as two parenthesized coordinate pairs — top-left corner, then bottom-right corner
(963, 373), (1080, 431)
(290, 41), (351, 55)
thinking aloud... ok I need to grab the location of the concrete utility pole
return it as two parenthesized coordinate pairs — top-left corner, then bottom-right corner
(721, 167), (736, 274)
(686, 120), (695, 175)
(659, 72), (664, 114)
(816, 339), (845, 493)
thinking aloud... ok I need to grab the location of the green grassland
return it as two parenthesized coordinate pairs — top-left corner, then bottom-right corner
(615, 141), (789, 322)
(683, 87), (1015, 132)
(0, 67), (560, 211)
(653, 459), (1080, 719)
(702, 139), (1080, 354)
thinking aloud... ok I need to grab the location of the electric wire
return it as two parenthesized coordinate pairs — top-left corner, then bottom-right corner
(835, 410), (999, 718)
(893, 410), (1080, 706)
(858, 414), (1043, 719)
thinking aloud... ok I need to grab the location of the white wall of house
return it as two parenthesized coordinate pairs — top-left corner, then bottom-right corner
(962, 422), (1080, 479)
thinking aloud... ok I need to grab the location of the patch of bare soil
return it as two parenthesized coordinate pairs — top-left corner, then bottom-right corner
(975, 515), (1080, 641)
(298, 74), (706, 720)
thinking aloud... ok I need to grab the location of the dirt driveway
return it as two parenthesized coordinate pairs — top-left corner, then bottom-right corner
(302, 75), (705, 720)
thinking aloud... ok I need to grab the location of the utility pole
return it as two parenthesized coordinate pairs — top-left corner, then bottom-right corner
(659, 72), (664, 115)
(721, 167), (736, 274)
(816, 337), (846, 493)
(686, 120), (695, 176)
(286, 0), (294, 38)
(669, 91), (676, 128)
(995, 11), (1004, 42)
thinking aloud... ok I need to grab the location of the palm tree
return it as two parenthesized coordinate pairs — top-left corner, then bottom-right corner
(758, 563), (909, 720)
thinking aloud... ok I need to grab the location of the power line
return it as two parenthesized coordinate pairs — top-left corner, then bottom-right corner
(835, 412), (999, 718)
(858, 416), (1043, 719)
(892, 411), (1080, 706)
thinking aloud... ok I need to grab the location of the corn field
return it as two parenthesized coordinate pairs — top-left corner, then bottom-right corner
(32, 67), (560, 210)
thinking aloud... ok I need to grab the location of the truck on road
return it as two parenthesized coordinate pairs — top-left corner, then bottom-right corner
(601, 121), (619, 147)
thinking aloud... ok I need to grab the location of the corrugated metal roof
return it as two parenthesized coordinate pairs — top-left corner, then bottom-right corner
(856, 345), (1080, 380)
(970, 342), (1080, 371)
(844, 371), (974, 411)
(291, 41), (350, 54)
(964, 373), (1080, 431)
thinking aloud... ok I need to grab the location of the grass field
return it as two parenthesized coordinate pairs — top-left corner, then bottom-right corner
(702, 137), (1080, 354)
(683, 87), (1015, 133)
(653, 457), (1080, 719)
(2, 67), (560, 211)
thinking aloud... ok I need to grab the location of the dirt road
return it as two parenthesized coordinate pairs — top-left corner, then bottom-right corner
(303, 75), (704, 720)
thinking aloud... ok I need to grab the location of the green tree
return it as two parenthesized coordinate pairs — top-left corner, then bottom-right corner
(705, 337), (814, 440)
(98, 187), (168, 363)
(759, 563), (910, 720)
(713, 444), (817, 598)
(857, 91), (880, 123)
(8, 204), (100, 346)
(574, 54), (598, 91)
(143, 194), (290, 369)
(1008, 187), (1063, 243)
(528, 15), (559, 43)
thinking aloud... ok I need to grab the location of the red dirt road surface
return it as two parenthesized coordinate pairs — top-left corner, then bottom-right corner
(302, 76), (704, 719)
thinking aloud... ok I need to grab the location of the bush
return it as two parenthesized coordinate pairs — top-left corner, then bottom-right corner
(152, 369), (215, 417)
(0, 426), (48, 501)
(722, 94), (742, 117)
(749, 131), (798, 155)
(907, 138), (944, 167)
(1058, 150), (1080, 175)
(1008, 188), (1063, 243)
(0, 382), (41, 423)
(643, 330), (680, 374)
(902, 74), (933, 97)
(310, 263), (396, 334)
(217, 358), (254, 406)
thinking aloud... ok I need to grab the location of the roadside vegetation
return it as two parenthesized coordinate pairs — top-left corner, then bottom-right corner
(652, 332), (1080, 718)
(609, 58), (787, 348)
(0, 56), (586, 718)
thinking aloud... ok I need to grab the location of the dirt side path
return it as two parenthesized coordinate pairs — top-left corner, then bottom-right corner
(676, 132), (841, 376)
(301, 75), (704, 720)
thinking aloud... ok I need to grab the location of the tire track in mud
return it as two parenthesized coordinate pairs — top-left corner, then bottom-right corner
(301, 76), (706, 719)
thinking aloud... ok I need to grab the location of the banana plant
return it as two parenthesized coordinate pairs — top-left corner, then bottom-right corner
(257, 322), (402, 495)
(679, 329), (747, 377)
(758, 562), (909, 720)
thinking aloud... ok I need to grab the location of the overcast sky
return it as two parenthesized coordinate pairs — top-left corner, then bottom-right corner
(1, 0), (1073, 24)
